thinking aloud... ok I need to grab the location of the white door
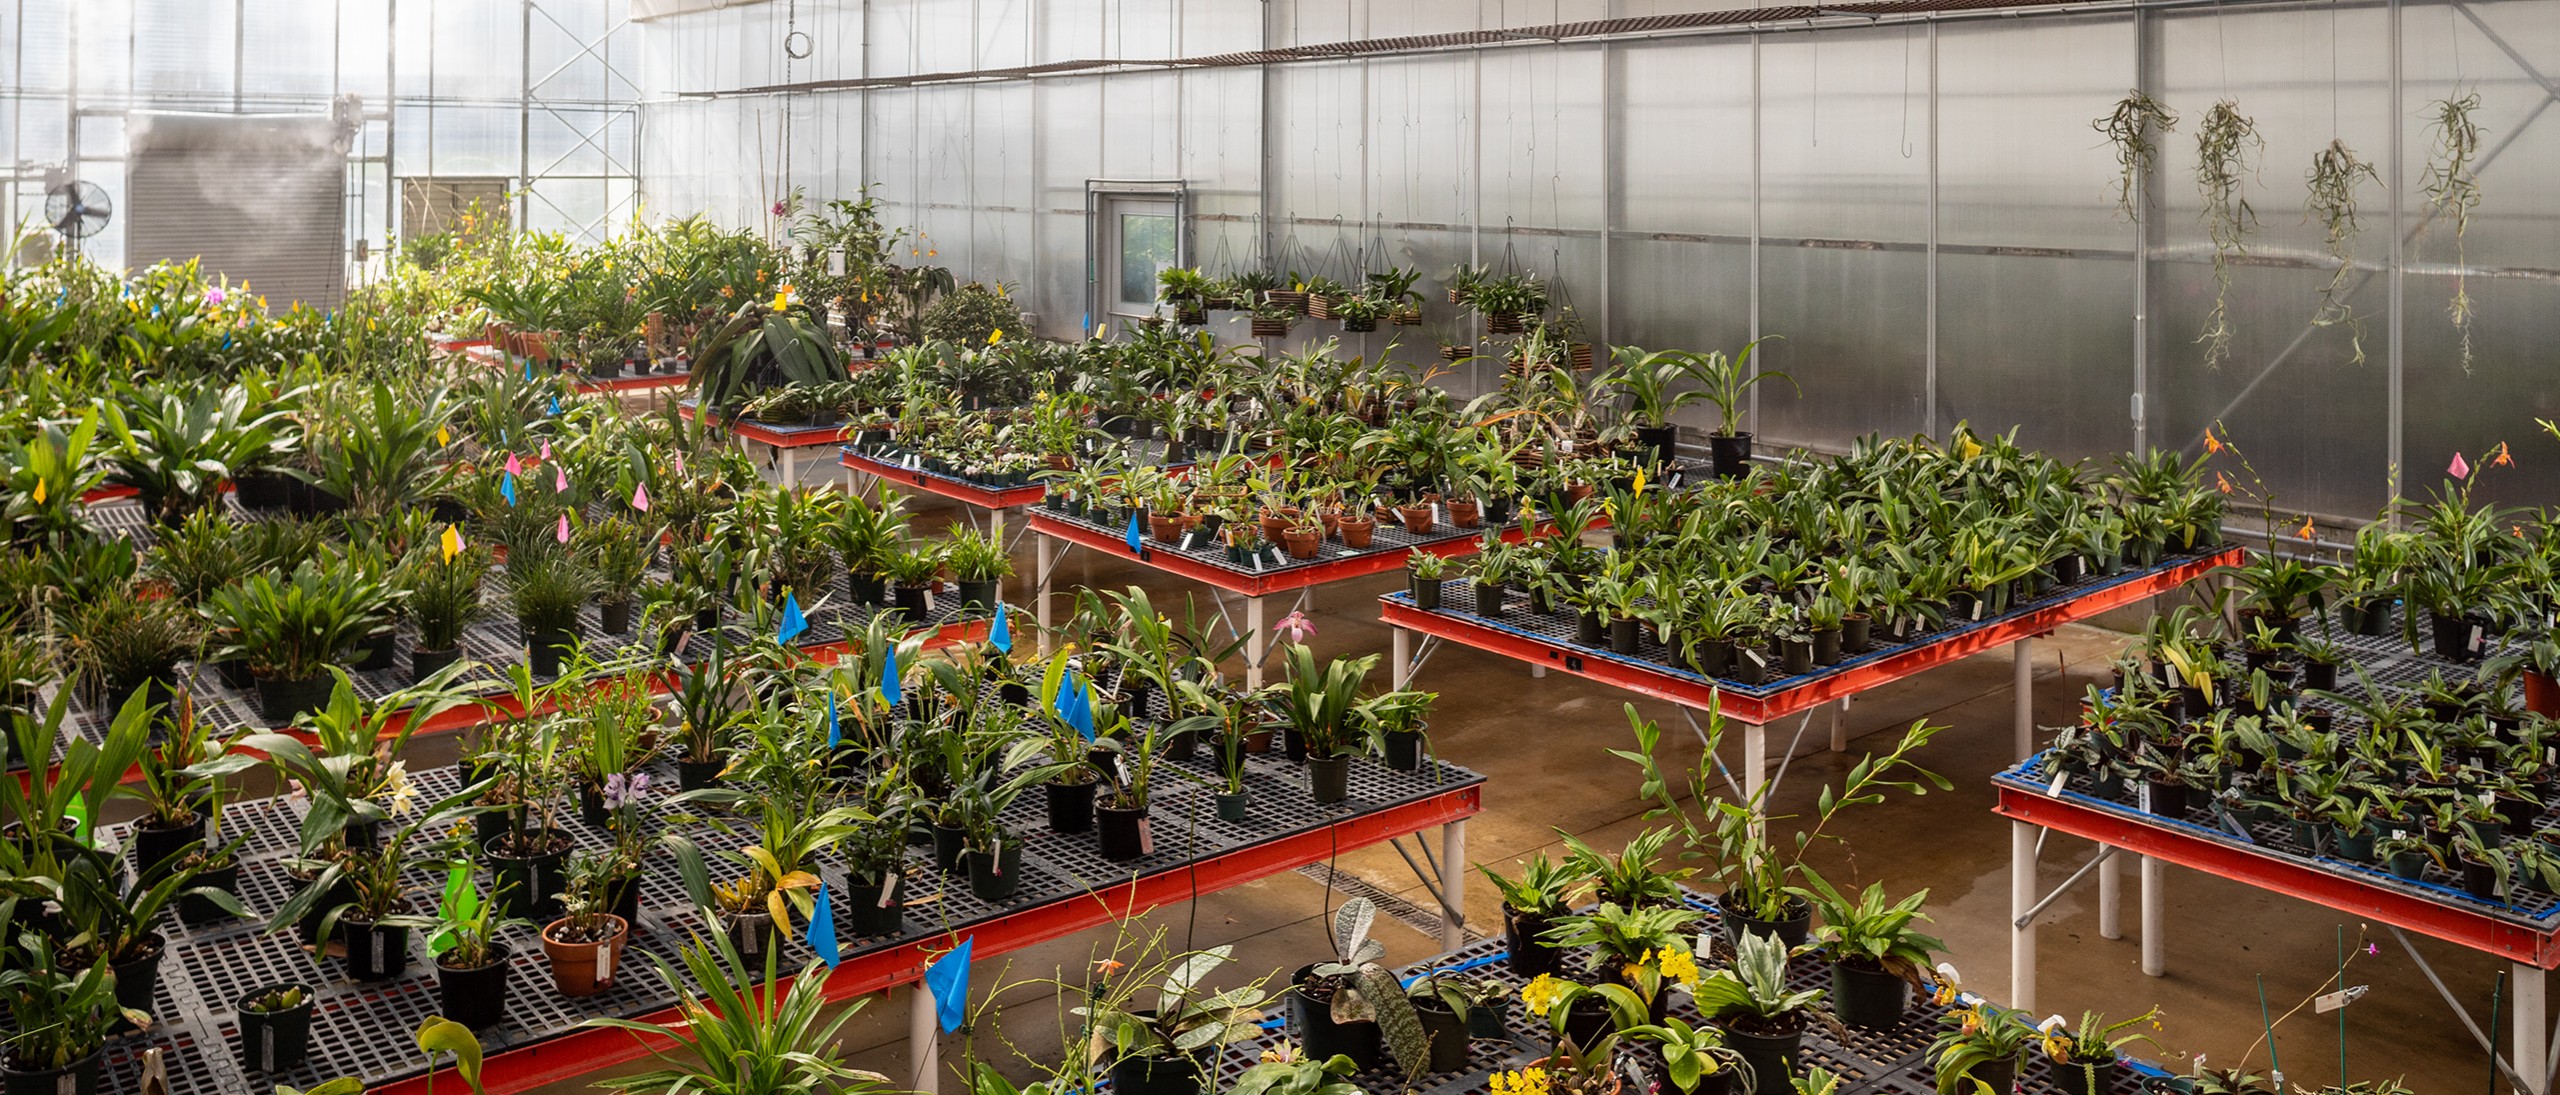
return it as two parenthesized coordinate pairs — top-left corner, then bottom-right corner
(1100, 197), (1180, 334)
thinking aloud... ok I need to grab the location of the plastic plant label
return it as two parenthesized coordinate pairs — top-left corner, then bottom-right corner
(2046, 771), (2069, 797)
(2392, 829), (2407, 841)
(1138, 818), (1154, 855)
(2314, 986), (2367, 1014)
(373, 932), (387, 969)
(1667, 471), (1686, 490)
(1973, 599), (1986, 621)
(878, 873), (901, 908)
(991, 839), (1004, 876)
(2471, 625), (2485, 653)
(1179, 531), (1201, 552)
(2136, 782), (2152, 812)
(260, 1029), (276, 1073)
(1432, 503), (1447, 527)
(597, 944), (615, 983)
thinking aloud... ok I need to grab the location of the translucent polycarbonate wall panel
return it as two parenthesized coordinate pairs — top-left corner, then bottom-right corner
(2149, 2), (2400, 520)
(1755, 29), (1929, 447)
(74, 0), (135, 98)
(239, 2), (335, 100)
(1180, 69), (1262, 204)
(1474, 47), (1601, 232)
(1036, 208), (1086, 339)
(1365, 55), (1473, 233)
(2397, 0), (2560, 511)
(1756, 245), (1929, 446)
(1617, 38), (1753, 240)
(1272, 61), (1362, 233)
(337, 3), (391, 102)
(1936, 253), (2137, 461)
(1100, 71), (1180, 178)
(1609, 237), (1751, 367)
(1934, 17), (2137, 460)
(1936, 17), (2128, 253)
(1757, 28), (1929, 245)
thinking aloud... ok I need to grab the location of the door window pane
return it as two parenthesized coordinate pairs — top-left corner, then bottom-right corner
(1117, 212), (1174, 305)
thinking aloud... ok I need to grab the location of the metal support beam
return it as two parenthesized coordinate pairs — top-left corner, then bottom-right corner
(2011, 819), (2037, 1013)
(2141, 854), (2164, 976)
(910, 982), (940, 1095)
(2390, 926), (2539, 1094)
(2014, 637), (2034, 761)
(1440, 819), (1468, 951)
(2012, 845), (2117, 929)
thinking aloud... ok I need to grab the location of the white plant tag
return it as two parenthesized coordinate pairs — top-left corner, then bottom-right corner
(597, 944), (615, 982)
(1668, 471), (1685, 490)
(1179, 531), (1200, 552)
(1138, 818), (1154, 855)
(261, 1028), (276, 1072)
(372, 931), (387, 969)
(1973, 599), (1986, 621)
(2314, 986), (2367, 1014)
(1432, 503), (1447, 527)
(2136, 782), (2153, 812)
(1249, 551), (1264, 573)
(2046, 771), (2069, 797)
(2470, 625), (2485, 653)
(2392, 829), (2407, 841)
(878, 872), (901, 908)
(991, 839), (1004, 876)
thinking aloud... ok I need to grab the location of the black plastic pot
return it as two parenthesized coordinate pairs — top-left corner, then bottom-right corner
(847, 571), (887, 606)
(487, 831), (572, 920)
(726, 910), (778, 964)
(2431, 610), (2488, 662)
(1215, 791), (1250, 822)
(2053, 1059), (2120, 1095)
(1947, 1058), (2019, 1095)
(1097, 804), (1149, 861)
(677, 756), (725, 792)
(1708, 432), (1753, 479)
(1046, 779), (1099, 834)
(892, 583), (930, 621)
(1721, 896), (1813, 952)
(1309, 754), (1352, 804)
(955, 579), (999, 613)
(845, 870), (905, 936)
(931, 823), (971, 875)
(235, 986), (313, 1073)
(1504, 906), (1564, 977)
(2341, 598), (2392, 636)
(2, 1051), (101, 1095)
(1383, 731), (1425, 771)
(1290, 965), (1384, 1071)
(180, 861), (241, 924)
(2144, 779), (2190, 818)
(526, 624), (577, 678)
(600, 598), (633, 636)
(1729, 648), (1770, 685)
(1811, 628), (1843, 666)
(1779, 638), (1815, 676)
(412, 646), (462, 685)
(1842, 615), (1874, 654)
(1413, 996), (1473, 1074)
(968, 839), (1024, 902)
(254, 673), (333, 725)
(1574, 611), (1605, 646)
(233, 469), (294, 511)
(108, 934), (165, 1022)
(130, 817), (205, 878)
(437, 944), (512, 1029)
(1411, 575), (1441, 610)
(286, 870), (352, 946)
(342, 917), (412, 981)
(1108, 1053), (1208, 1095)
(1608, 616), (1641, 655)
(352, 629), (398, 672)
(1472, 581), (1505, 617)
(1720, 1023), (1802, 1095)
(2459, 855), (2503, 900)
(1829, 961), (1907, 1030)
(1633, 425), (1679, 470)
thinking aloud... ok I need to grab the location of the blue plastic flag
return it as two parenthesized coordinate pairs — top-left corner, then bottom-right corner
(989, 603), (1012, 653)
(548, 394), (561, 416)
(524, 358), (535, 382)
(500, 472), (517, 507)
(1055, 665), (1095, 741)
(925, 936), (974, 1032)
(777, 592), (809, 644)
(805, 882), (840, 967)
(881, 644), (904, 707)
(1124, 511), (1144, 553)
(826, 689), (841, 748)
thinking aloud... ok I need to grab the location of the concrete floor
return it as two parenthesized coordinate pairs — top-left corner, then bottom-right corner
(505, 463), (2519, 1094)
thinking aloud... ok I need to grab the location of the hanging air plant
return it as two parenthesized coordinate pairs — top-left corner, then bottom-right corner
(2423, 92), (2484, 373)
(2194, 100), (2261, 370)
(2304, 139), (2381, 364)
(2095, 90), (2178, 223)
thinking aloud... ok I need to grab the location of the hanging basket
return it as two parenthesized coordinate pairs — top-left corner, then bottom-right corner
(1205, 295), (1241, 312)
(1266, 289), (1309, 315)
(1251, 317), (1293, 338)
(1343, 315), (1377, 333)
(1391, 305), (1425, 327)
(1306, 294), (1338, 320)
(1175, 303), (1207, 325)
(1486, 313), (1527, 335)
(1570, 343), (1596, 370)
(1440, 344), (1474, 362)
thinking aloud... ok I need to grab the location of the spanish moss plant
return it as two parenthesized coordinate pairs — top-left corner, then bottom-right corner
(2423, 92), (2484, 372)
(2194, 100), (2261, 370)
(2305, 138), (2381, 364)
(2095, 90), (2178, 223)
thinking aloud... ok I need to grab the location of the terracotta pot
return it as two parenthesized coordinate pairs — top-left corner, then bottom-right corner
(1449, 500), (1482, 529)
(539, 914), (630, 997)
(1338, 517), (1376, 549)
(1280, 528), (1322, 560)
(1148, 513), (1185, 545)
(1396, 504), (1436, 535)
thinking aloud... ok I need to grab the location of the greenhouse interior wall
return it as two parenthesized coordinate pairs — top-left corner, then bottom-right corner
(637, 0), (2560, 529)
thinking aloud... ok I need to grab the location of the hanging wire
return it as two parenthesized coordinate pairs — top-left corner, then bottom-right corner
(1900, 22), (1917, 159)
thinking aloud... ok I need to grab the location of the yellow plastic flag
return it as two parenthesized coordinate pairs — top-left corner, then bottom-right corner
(1955, 434), (1983, 460)
(440, 524), (464, 562)
(435, 424), (451, 447)
(989, 328), (1005, 344)
(1631, 469), (1646, 496)
(30, 479), (44, 504)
